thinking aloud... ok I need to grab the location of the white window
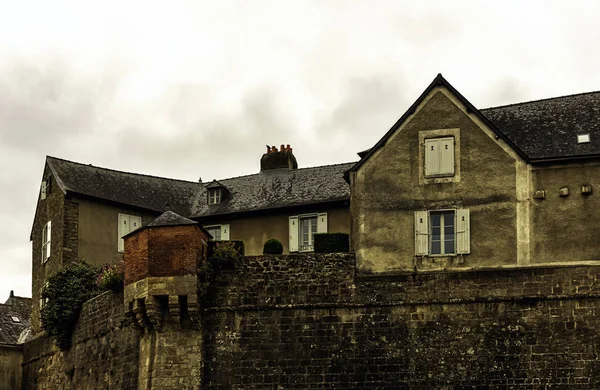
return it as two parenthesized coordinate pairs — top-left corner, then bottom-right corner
(118, 213), (142, 252)
(425, 137), (455, 177)
(205, 224), (230, 241)
(42, 221), (51, 262)
(289, 213), (327, 252)
(414, 209), (470, 256)
(208, 188), (222, 205)
(11, 316), (20, 323)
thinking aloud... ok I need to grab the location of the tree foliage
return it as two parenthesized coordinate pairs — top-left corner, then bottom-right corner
(41, 261), (100, 350)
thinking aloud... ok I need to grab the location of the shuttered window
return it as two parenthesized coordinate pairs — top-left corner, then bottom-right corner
(205, 224), (230, 241)
(425, 137), (455, 177)
(289, 213), (328, 252)
(118, 213), (142, 252)
(414, 209), (470, 256)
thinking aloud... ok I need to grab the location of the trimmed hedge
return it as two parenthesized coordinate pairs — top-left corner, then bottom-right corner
(263, 238), (283, 254)
(314, 233), (350, 253)
(207, 240), (244, 258)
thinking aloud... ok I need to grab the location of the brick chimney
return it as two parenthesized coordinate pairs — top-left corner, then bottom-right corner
(260, 144), (298, 171)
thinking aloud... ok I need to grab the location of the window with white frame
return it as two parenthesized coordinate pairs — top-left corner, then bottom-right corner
(42, 221), (51, 262)
(204, 224), (230, 241)
(208, 188), (222, 205)
(425, 137), (455, 177)
(118, 213), (142, 252)
(289, 213), (327, 252)
(414, 209), (470, 256)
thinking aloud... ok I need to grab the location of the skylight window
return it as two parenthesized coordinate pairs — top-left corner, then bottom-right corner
(577, 134), (590, 144)
(11, 316), (20, 323)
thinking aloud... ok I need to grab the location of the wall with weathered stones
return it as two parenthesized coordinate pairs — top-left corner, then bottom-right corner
(22, 253), (600, 389)
(22, 290), (140, 389)
(204, 254), (600, 389)
(0, 345), (22, 389)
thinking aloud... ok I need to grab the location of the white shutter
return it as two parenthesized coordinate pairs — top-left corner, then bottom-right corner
(289, 216), (299, 252)
(317, 213), (328, 233)
(221, 224), (230, 240)
(456, 209), (470, 254)
(440, 138), (455, 175)
(130, 216), (142, 233)
(46, 221), (51, 259)
(41, 181), (47, 200)
(425, 139), (440, 176)
(414, 211), (429, 256)
(118, 214), (127, 252)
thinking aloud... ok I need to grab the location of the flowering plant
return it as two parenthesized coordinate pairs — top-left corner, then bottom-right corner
(96, 260), (124, 291)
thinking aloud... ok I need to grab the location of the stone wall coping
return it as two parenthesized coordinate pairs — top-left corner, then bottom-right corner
(357, 260), (600, 280)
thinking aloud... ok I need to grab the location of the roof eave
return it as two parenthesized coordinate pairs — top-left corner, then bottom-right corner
(348, 74), (530, 175)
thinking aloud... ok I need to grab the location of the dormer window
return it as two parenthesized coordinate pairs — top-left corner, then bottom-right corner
(208, 188), (222, 205)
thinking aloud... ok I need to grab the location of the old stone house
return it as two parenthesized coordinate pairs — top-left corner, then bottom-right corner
(348, 74), (600, 273)
(30, 148), (352, 331)
(0, 291), (31, 389)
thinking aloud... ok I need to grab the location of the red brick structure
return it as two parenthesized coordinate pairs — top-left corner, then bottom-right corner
(123, 212), (209, 285)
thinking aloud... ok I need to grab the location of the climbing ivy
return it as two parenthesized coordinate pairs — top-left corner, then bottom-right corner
(41, 261), (100, 350)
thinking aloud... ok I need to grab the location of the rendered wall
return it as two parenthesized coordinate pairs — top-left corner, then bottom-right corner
(350, 88), (523, 274)
(531, 160), (600, 264)
(0, 345), (22, 389)
(200, 205), (350, 255)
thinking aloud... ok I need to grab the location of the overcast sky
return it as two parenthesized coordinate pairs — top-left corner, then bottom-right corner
(2, 0), (600, 300)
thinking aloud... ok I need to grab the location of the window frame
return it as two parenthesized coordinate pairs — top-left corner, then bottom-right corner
(298, 214), (318, 252)
(208, 188), (222, 205)
(429, 210), (456, 256)
(205, 225), (222, 241)
(42, 221), (51, 263)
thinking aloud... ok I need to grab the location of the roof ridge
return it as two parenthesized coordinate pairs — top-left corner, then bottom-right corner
(212, 161), (358, 183)
(47, 156), (198, 184)
(481, 90), (600, 111)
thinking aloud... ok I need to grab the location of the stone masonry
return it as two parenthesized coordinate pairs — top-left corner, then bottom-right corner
(21, 251), (600, 388)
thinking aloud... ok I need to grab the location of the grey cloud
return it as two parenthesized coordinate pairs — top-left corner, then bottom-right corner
(0, 59), (121, 153)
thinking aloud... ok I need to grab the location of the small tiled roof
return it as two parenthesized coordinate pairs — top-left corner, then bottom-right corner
(0, 293), (31, 345)
(147, 211), (198, 227)
(47, 157), (199, 215)
(191, 162), (355, 218)
(481, 91), (600, 160)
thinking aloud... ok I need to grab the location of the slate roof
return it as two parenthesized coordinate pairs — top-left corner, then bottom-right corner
(190, 162), (355, 218)
(47, 156), (199, 216)
(147, 211), (199, 227)
(0, 292), (31, 345)
(481, 91), (600, 160)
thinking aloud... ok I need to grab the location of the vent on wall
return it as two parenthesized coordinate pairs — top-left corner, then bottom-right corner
(577, 134), (590, 144)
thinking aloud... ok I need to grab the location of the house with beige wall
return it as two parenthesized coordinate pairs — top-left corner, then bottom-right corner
(347, 74), (600, 274)
(29, 148), (353, 331)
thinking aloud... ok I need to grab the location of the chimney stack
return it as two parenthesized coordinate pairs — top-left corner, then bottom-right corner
(261, 144), (298, 171)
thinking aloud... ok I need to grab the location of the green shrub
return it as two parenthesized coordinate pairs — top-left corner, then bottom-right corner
(96, 260), (124, 291)
(41, 261), (100, 350)
(263, 238), (283, 254)
(314, 233), (350, 253)
(213, 241), (242, 261)
(207, 240), (244, 258)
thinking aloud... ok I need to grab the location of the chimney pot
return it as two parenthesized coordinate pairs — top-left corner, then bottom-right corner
(280, 144), (284, 151)
(286, 144), (290, 151)
(272, 146), (278, 152)
(266, 145), (271, 154)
